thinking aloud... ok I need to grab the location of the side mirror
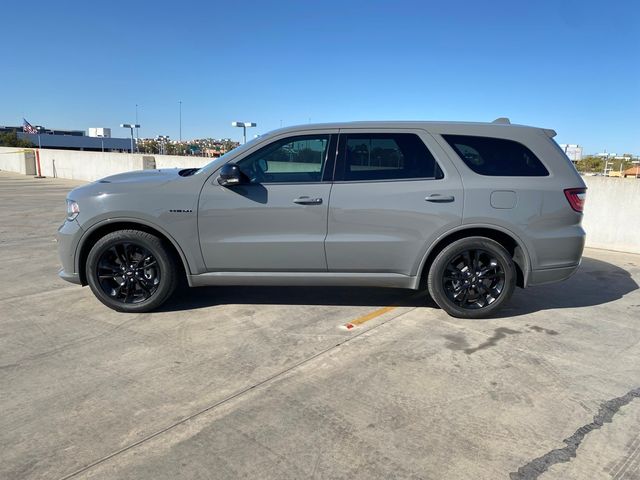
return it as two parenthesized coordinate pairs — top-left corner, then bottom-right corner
(217, 163), (245, 186)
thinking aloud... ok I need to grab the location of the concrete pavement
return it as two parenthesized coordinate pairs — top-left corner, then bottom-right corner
(1, 171), (639, 480)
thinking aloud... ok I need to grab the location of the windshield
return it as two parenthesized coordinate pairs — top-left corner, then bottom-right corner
(195, 136), (263, 175)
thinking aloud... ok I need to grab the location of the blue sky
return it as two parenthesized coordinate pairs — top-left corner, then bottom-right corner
(2, 0), (638, 153)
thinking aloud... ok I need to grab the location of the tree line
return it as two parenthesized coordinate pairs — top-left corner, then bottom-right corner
(575, 156), (636, 174)
(0, 131), (34, 148)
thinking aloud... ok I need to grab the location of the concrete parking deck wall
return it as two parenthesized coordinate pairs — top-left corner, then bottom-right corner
(0, 146), (210, 181)
(0, 147), (36, 175)
(582, 176), (640, 254)
(154, 155), (211, 170)
(1, 146), (639, 254)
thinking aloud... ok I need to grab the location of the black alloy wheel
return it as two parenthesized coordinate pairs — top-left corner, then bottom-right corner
(442, 249), (505, 310)
(96, 242), (160, 304)
(427, 237), (516, 319)
(86, 230), (178, 313)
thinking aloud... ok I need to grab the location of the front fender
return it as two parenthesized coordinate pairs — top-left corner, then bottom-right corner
(74, 216), (204, 284)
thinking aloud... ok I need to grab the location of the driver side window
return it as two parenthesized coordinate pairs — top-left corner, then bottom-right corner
(236, 135), (330, 183)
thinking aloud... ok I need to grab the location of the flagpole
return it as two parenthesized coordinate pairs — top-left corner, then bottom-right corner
(35, 131), (44, 178)
(23, 118), (45, 178)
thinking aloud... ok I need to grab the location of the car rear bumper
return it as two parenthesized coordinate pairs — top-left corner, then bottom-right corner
(528, 262), (580, 286)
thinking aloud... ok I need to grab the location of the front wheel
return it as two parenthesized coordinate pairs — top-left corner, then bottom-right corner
(86, 229), (178, 313)
(427, 237), (516, 319)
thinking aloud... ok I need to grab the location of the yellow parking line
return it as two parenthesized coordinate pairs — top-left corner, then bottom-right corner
(344, 306), (396, 330)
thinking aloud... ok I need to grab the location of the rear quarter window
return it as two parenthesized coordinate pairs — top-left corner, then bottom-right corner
(442, 134), (549, 176)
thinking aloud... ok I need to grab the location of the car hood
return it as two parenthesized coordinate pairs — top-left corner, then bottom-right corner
(97, 168), (184, 184)
(67, 168), (193, 200)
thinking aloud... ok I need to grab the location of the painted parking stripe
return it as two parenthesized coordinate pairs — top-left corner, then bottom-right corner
(341, 306), (397, 330)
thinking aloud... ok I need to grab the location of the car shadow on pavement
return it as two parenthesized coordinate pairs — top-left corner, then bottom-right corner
(495, 256), (639, 318)
(158, 256), (638, 316)
(160, 284), (436, 312)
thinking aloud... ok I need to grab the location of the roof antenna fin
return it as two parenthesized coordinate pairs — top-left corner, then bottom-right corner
(492, 117), (511, 124)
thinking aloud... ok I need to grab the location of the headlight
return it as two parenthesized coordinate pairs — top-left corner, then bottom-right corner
(66, 199), (80, 221)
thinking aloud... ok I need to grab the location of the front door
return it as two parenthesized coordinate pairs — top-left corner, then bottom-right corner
(198, 132), (337, 271)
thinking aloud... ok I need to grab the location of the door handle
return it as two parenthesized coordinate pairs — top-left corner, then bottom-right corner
(425, 194), (455, 203)
(294, 196), (323, 205)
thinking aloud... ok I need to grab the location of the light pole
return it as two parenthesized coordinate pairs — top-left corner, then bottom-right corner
(120, 124), (140, 153)
(232, 121), (257, 144)
(179, 101), (182, 142)
(135, 104), (140, 151)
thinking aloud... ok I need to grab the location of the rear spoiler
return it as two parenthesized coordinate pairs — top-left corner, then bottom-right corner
(491, 117), (557, 138)
(492, 117), (511, 124)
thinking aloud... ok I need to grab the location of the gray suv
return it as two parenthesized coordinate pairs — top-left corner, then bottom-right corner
(57, 119), (586, 318)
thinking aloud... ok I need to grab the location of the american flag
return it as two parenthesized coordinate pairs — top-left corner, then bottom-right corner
(23, 118), (38, 134)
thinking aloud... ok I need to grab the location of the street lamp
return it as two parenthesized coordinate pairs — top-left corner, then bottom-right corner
(135, 104), (140, 150)
(120, 124), (140, 153)
(232, 121), (256, 144)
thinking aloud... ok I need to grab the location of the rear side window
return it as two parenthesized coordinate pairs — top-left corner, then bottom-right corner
(443, 135), (549, 176)
(337, 133), (443, 181)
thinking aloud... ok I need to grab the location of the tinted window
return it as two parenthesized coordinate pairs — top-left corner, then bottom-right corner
(237, 135), (330, 183)
(338, 133), (442, 181)
(443, 135), (548, 176)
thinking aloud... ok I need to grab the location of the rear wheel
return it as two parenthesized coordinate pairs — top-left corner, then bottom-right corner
(86, 230), (178, 313)
(427, 237), (516, 319)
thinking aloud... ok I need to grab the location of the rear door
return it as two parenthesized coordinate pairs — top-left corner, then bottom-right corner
(325, 129), (463, 276)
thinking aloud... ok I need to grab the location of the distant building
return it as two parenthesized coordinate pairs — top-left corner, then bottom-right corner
(1, 125), (130, 152)
(88, 128), (112, 138)
(559, 144), (583, 163)
(1, 125), (85, 137)
(623, 165), (640, 178)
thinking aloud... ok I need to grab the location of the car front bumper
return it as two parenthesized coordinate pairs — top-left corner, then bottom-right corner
(56, 219), (84, 285)
(58, 268), (82, 285)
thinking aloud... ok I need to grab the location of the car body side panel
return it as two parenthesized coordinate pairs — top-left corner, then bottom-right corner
(429, 125), (585, 274)
(74, 216), (197, 278)
(198, 182), (332, 271)
(325, 129), (464, 276)
(197, 129), (339, 272)
(65, 171), (207, 277)
(412, 221), (533, 287)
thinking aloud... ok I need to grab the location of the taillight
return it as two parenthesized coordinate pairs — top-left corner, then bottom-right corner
(564, 188), (586, 213)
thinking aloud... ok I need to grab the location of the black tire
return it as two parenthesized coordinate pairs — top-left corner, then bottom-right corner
(86, 229), (179, 313)
(427, 236), (516, 319)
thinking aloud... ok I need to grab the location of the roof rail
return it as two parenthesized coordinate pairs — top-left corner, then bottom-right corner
(492, 117), (511, 124)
